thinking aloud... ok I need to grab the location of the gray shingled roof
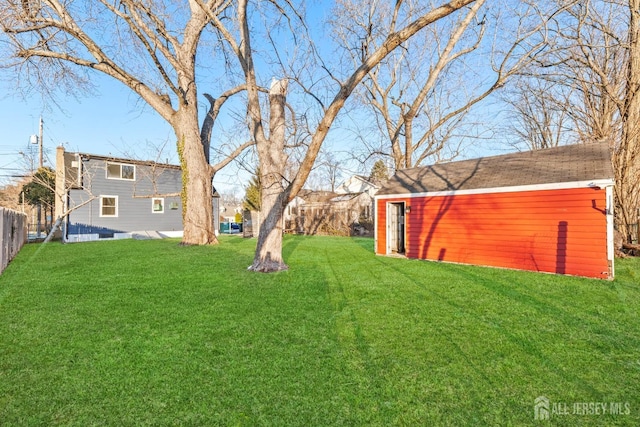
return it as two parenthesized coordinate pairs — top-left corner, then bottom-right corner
(77, 152), (181, 170)
(376, 143), (614, 196)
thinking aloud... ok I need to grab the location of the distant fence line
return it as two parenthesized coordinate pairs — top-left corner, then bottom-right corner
(0, 207), (27, 275)
(284, 210), (374, 237)
(630, 223), (639, 245)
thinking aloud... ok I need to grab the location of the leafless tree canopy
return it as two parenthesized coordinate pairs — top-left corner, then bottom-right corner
(506, 0), (640, 240)
(500, 79), (573, 151)
(1, 0), (253, 245)
(10, 0), (633, 267)
(329, 0), (557, 171)
(201, 0), (479, 271)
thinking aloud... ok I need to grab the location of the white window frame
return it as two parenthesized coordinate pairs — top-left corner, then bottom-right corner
(106, 162), (136, 181)
(100, 195), (118, 217)
(152, 197), (165, 214)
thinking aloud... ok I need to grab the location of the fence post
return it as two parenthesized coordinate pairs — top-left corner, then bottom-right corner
(0, 207), (28, 275)
(0, 208), (5, 273)
(637, 208), (640, 245)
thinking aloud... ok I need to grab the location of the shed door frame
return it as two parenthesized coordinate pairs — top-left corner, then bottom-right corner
(606, 185), (615, 278)
(386, 201), (406, 255)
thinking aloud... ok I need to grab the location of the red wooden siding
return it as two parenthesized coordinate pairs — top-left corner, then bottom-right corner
(376, 187), (610, 279)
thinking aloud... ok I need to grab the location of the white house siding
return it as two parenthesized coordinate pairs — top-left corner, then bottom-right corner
(336, 176), (379, 197)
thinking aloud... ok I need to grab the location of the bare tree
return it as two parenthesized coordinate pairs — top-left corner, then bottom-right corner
(331, 0), (553, 170)
(206, 0), (479, 271)
(515, 0), (640, 241)
(14, 155), (101, 242)
(619, 0), (640, 242)
(317, 151), (343, 192)
(0, 179), (27, 211)
(500, 79), (573, 150)
(0, 0), (252, 245)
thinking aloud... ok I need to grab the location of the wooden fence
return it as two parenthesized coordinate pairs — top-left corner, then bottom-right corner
(284, 209), (374, 237)
(0, 207), (27, 275)
(630, 222), (639, 245)
(242, 210), (260, 238)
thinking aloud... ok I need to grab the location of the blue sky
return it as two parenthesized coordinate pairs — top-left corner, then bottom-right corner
(0, 1), (516, 196)
(0, 67), (392, 196)
(0, 74), (257, 195)
(0, 68), (510, 194)
(1, 76), (170, 176)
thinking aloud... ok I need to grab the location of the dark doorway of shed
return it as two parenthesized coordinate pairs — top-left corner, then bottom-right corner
(387, 202), (405, 255)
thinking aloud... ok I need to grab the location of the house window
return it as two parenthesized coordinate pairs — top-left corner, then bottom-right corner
(152, 197), (164, 213)
(100, 196), (118, 217)
(106, 162), (135, 180)
(169, 202), (179, 210)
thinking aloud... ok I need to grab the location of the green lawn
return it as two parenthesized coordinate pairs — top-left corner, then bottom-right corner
(0, 235), (639, 426)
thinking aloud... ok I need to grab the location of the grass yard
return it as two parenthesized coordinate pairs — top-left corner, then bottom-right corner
(0, 235), (639, 426)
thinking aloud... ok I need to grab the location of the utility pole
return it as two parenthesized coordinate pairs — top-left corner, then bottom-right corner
(38, 116), (43, 168)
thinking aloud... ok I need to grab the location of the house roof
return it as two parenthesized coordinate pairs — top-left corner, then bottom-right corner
(297, 189), (338, 203)
(376, 143), (614, 196)
(331, 193), (365, 202)
(77, 152), (181, 170)
(354, 175), (378, 185)
(339, 174), (380, 188)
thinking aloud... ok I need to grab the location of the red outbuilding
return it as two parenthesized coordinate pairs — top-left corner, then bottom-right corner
(374, 143), (615, 279)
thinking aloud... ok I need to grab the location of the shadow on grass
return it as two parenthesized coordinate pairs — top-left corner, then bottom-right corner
(218, 234), (247, 245)
(282, 234), (312, 259)
(3, 237), (639, 425)
(372, 255), (639, 400)
(350, 237), (374, 253)
(321, 243), (393, 422)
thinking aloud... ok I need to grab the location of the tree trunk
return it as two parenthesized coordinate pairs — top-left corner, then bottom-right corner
(617, 0), (640, 242)
(249, 79), (289, 272)
(174, 108), (218, 245)
(250, 190), (287, 272)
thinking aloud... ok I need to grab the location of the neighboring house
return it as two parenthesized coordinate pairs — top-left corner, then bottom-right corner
(219, 202), (244, 223)
(334, 175), (380, 233)
(374, 143), (615, 279)
(54, 147), (219, 242)
(284, 190), (336, 219)
(284, 190), (337, 234)
(282, 175), (381, 236)
(335, 175), (380, 198)
(284, 195), (306, 221)
(218, 201), (243, 234)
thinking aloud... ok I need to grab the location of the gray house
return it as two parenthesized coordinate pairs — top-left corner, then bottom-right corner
(55, 147), (194, 242)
